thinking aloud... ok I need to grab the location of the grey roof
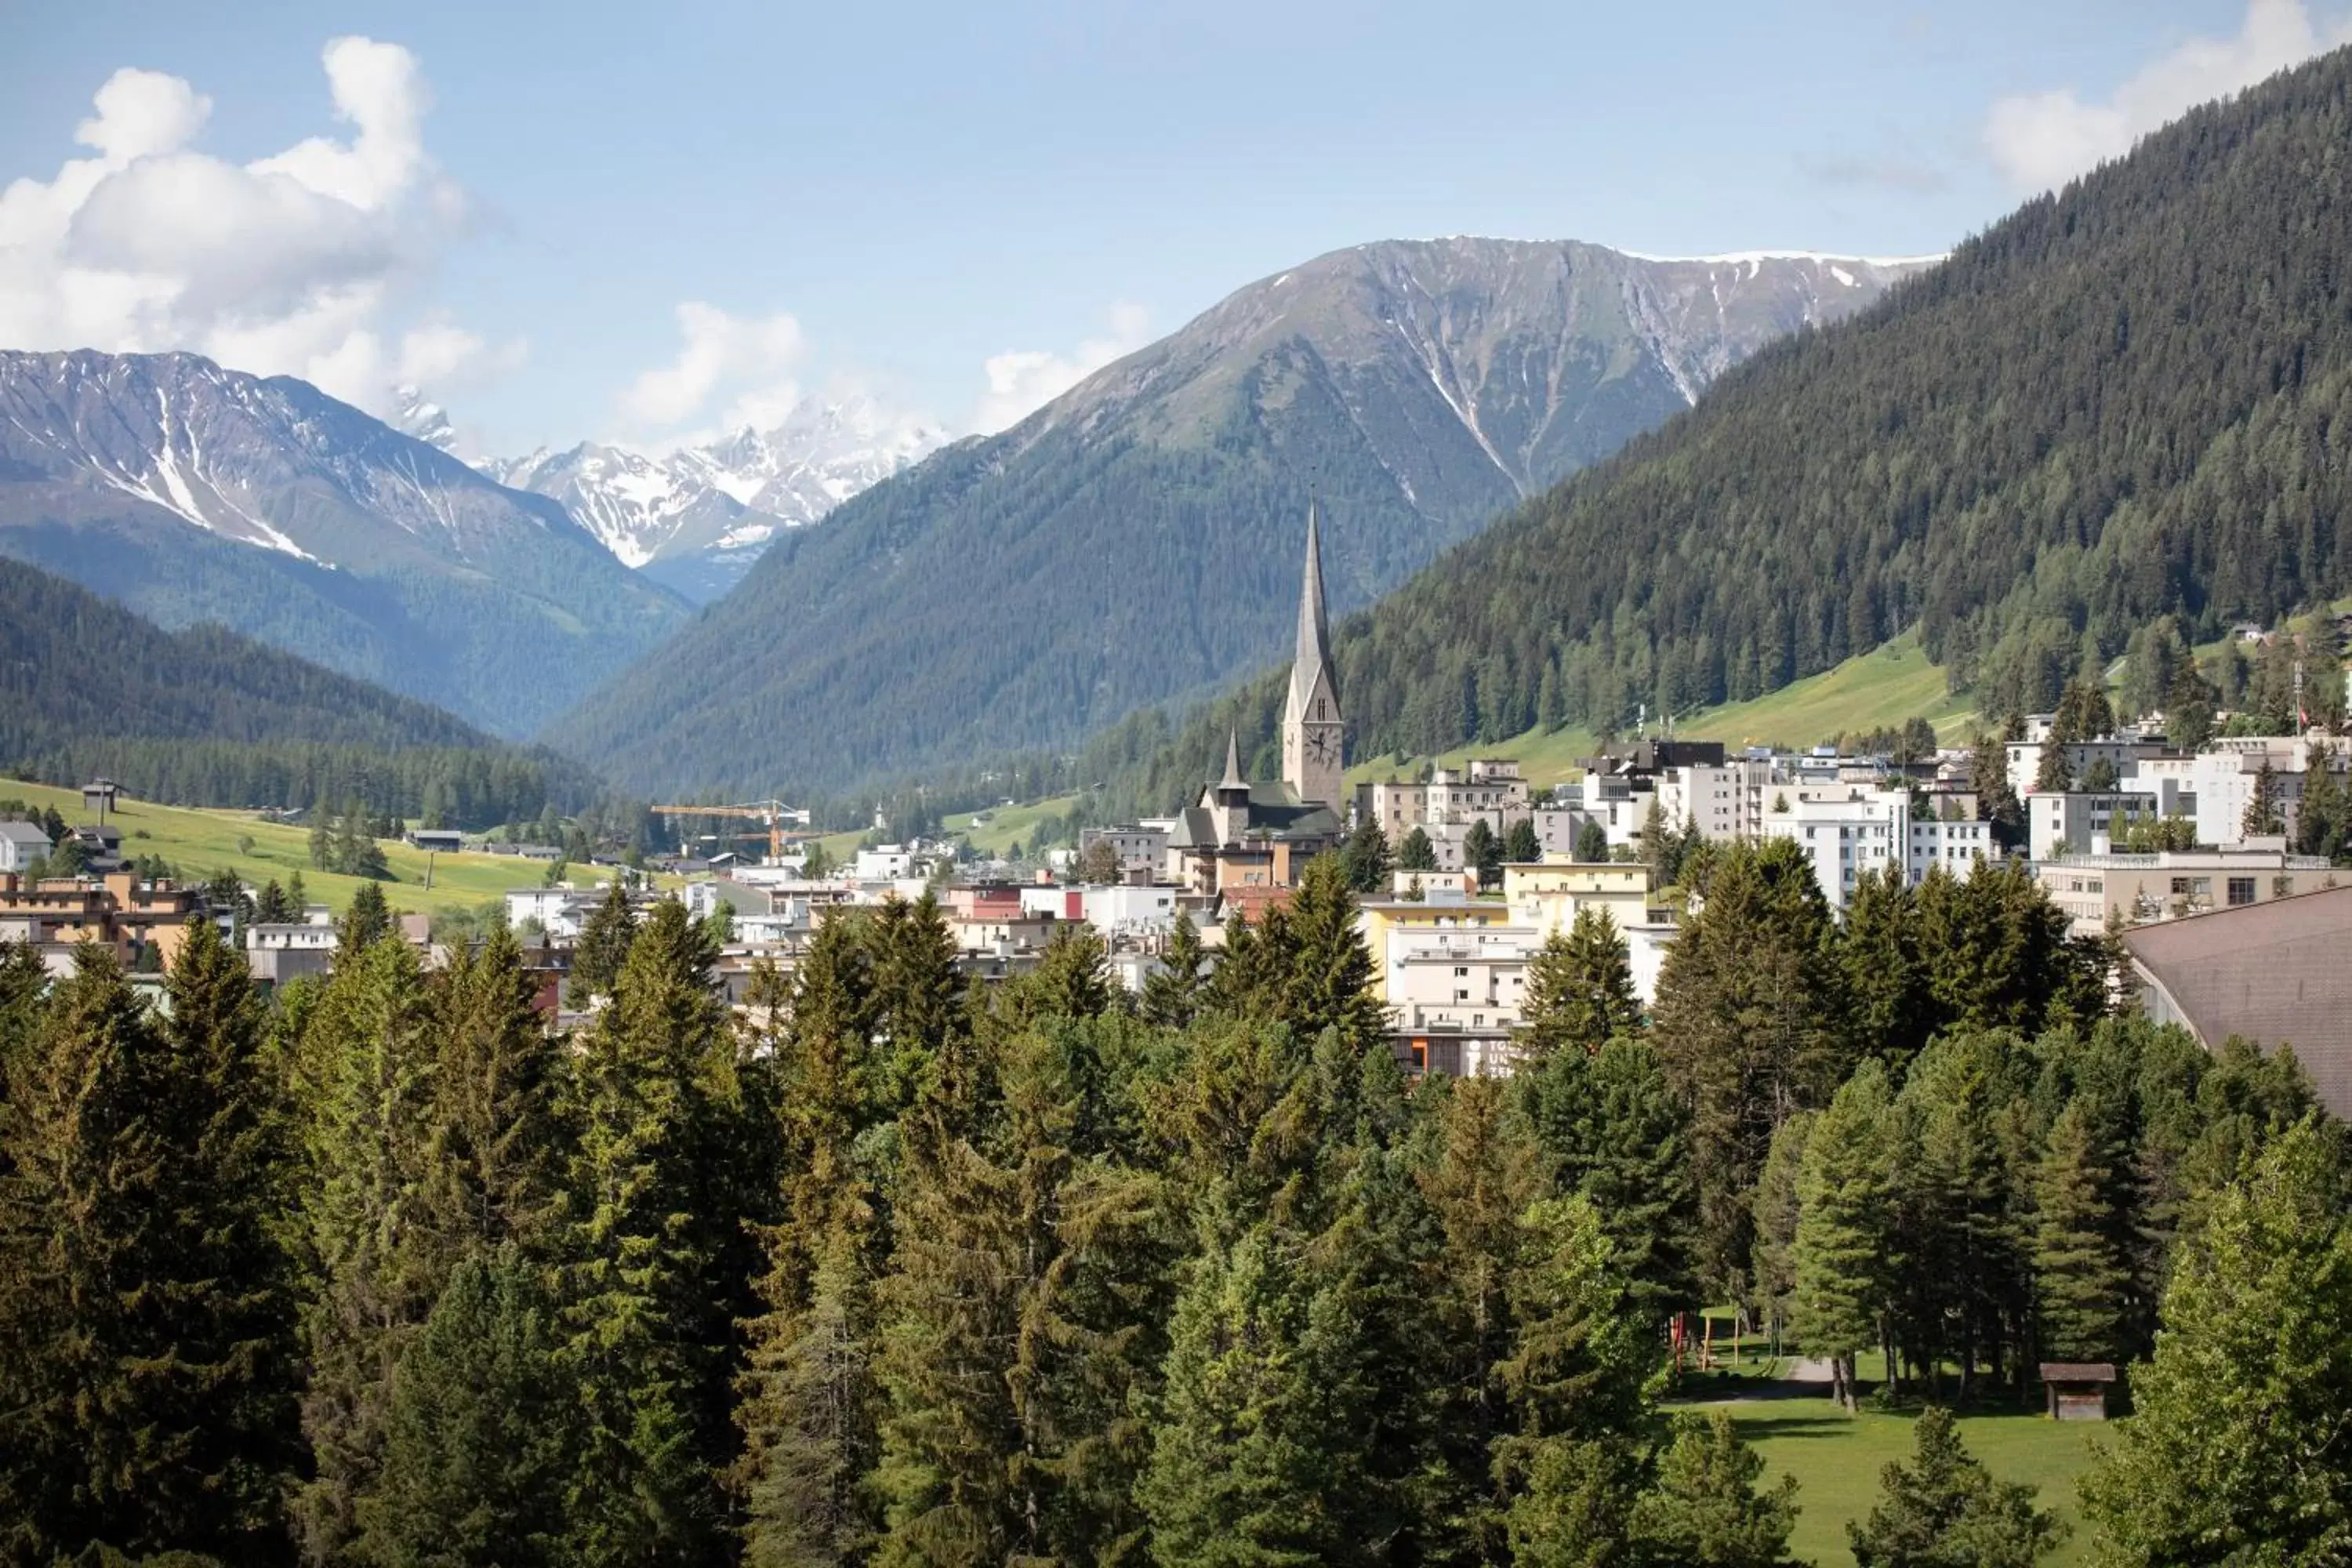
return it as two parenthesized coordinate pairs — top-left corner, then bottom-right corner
(0, 821), (52, 847)
(1176, 782), (1342, 847)
(2124, 884), (2352, 1119)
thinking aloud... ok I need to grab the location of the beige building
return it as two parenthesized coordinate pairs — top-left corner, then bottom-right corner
(2038, 843), (2341, 935)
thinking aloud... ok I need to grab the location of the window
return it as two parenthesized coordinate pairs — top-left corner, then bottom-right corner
(2227, 877), (2256, 907)
(1454, 966), (1468, 977)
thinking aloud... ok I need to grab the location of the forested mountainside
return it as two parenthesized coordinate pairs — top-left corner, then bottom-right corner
(0, 556), (594, 825)
(0, 350), (688, 737)
(1094, 47), (2352, 809)
(548, 238), (1924, 797)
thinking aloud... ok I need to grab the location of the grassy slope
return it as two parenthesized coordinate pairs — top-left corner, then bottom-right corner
(944, 795), (1083, 857)
(1348, 634), (1977, 790)
(1, 779), (614, 920)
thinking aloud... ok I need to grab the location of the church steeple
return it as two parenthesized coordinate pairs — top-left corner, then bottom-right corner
(1281, 499), (1344, 811)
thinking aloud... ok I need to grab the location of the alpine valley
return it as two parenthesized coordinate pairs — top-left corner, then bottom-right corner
(0, 350), (688, 738)
(548, 237), (1933, 797)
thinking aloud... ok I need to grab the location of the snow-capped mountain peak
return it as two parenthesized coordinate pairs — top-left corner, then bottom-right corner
(481, 391), (946, 601)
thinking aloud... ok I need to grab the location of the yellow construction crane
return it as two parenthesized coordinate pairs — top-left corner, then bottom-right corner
(651, 800), (811, 862)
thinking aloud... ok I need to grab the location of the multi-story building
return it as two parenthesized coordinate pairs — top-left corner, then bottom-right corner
(1762, 788), (1911, 913)
(2029, 790), (2161, 859)
(1655, 757), (1776, 844)
(0, 871), (204, 975)
(2036, 844), (2340, 935)
(0, 819), (52, 872)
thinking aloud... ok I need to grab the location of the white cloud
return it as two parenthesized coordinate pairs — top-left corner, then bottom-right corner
(0, 38), (516, 415)
(975, 301), (1152, 434)
(619, 301), (808, 438)
(1984, 0), (2352, 192)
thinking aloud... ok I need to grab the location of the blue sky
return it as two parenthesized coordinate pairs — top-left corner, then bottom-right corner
(2, 1), (2343, 453)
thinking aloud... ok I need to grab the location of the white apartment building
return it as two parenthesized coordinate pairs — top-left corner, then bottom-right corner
(1656, 758), (1776, 844)
(2029, 790), (2161, 860)
(1762, 788), (1911, 913)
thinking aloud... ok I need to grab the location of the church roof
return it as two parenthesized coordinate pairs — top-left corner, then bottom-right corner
(1288, 500), (1335, 717)
(1178, 779), (1343, 845)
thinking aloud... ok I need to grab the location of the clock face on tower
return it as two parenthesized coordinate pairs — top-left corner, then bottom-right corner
(1305, 725), (1338, 766)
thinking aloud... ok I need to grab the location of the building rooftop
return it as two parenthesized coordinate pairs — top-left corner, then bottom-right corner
(2123, 884), (2352, 1119)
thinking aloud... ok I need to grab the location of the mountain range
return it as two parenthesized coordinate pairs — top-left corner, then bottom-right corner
(1090, 42), (2352, 811)
(547, 238), (1932, 797)
(0, 350), (689, 739)
(477, 395), (948, 602)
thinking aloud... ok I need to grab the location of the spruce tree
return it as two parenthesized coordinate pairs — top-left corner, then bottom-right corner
(1848, 1406), (2061, 1568)
(1138, 1218), (1373, 1568)
(310, 794), (335, 872)
(1140, 908), (1207, 1029)
(1570, 1037), (1698, 1327)
(567, 876), (637, 1007)
(560, 899), (739, 1568)
(1628, 1410), (1800, 1568)
(338, 880), (392, 954)
(423, 925), (568, 1258)
(255, 878), (292, 924)
(1465, 819), (1503, 891)
(2241, 757), (2283, 838)
(2031, 1099), (2129, 1366)
(336, 797), (366, 878)
(1338, 818), (1393, 894)
(1505, 816), (1542, 865)
(1749, 1112), (1817, 1355)
(1789, 1061), (1896, 1412)
(1839, 864), (1929, 1073)
(864, 892), (966, 1107)
(354, 1254), (576, 1568)
(1519, 908), (1642, 1062)
(295, 937), (445, 1566)
(1573, 819), (1610, 863)
(1275, 855), (1388, 1054)
(0, 939), (299, 1565)
(1398, 826), (1439, 872)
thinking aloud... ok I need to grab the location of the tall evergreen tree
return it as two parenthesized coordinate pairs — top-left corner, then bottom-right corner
(1749, 1112), (1817, 1354)
(1338, 819), (1393, 895)
(567, 876), (638, 1007)
(354, 1254), (577, 1568)
(1465, 820), (1503, 891)
(295, 937), (445, 1566)
(422, 925), (568, 1259)
(1789, 1061), (1897, 1412)
(560, 899), (739, 1568)
(1650, 839), (1850, 1290)
(337, 880), (392, 954)
(1840, 865), (1929, 1073)
(1140, 909), (1207, 1029)
(2241, 757), (2283, 838)
(1275, 855), (1389, 1054)
(1397, 826), (1439, 872)
(863, 893), (966, 1109)
(1573, 819), (1610, 864)
(0, 939), (299, 1565)
(1628, 1410), (1801, 1568)
(2031, 1100), (2129, 1366)
(1504, 817), (1542, 866)
(1519, 909), (1642, 1062)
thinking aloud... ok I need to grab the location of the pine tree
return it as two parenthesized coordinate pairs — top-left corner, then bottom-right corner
(1570, 1038), (1698, 1327)
(1969, 733), (2025, 851)
(310, 794), (335, 873)
(1505, 816), (1541, 865)
(1839, 865), (1929, 1073)
(1140, 908), (1207, 1029)
(354, 1254), (576, 1568)
(338, 880), (392, 954)
(1021, 920), (1114, 1023)
(1789, 1061), (1896, 1412)
(1573, 819), (1610, 864)
(255, 878), (293, 924)
(1397, 825), (1439, 872)
(560, 899), (739, 1568)
(1274, 855), (1388, 1054)
(2031, 1100), (2129, 1366)
(1848, 1406), (2062, 1568)
(1519, 909), (1642, 1062)
(1749, 1112), (1817, 1354)
(1628, 1410), (1800, 1568)
(336, 797), (366, 878)
(2079, 1121), (2352, 1566)
(2032, 736), (2073, 794)
(567, 876), (637, 1007)
(1897, 1034), (2029, 1403)
(0, 940), (299, 1564)
(287, 869), (308, 916)
(422, 925), (568, 1259)
(2241, 757), (2282, 838)
(1338, 819), (1393, 894)
(295, 937), (445, 1566)
(1138, 1218), (1373, 1568)
(1465, 819), (1503, 891)
(1650, 839), (1851, 1290)
(2296, 742), (2347, 860)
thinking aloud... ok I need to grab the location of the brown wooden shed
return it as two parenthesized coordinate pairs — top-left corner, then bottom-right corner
(2038, 1362), (2118, 1420)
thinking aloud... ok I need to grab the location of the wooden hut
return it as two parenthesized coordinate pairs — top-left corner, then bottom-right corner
(2038, 1362), (2117, 1420)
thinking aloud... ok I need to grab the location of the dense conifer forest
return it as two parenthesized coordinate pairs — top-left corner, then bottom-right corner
(4, 844), (2345, 1566)
(1091, 45), (2352, 810)
(0, 557), (599, 826)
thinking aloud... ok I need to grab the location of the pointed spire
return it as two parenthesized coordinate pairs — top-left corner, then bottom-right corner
(1289, 497), (1334, 713)
(1221, 728), (1246, 790)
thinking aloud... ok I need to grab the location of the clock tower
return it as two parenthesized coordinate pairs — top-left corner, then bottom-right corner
(1282, 500), (1344, 811)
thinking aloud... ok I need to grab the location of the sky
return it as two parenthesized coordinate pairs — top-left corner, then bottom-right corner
(3, 0), (2348, 456)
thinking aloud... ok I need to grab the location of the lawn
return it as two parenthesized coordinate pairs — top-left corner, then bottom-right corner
(0, 777), (617, 920)
(1687, 1389), (2101, 1567)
